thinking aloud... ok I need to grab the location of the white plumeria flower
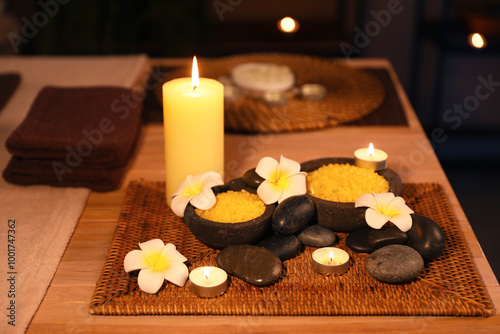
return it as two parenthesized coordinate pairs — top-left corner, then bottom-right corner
(171, 171), (224, 217)
(124, 239), (189, 294)
(255, 155), (307, 204)
(355, 192), (414, 232)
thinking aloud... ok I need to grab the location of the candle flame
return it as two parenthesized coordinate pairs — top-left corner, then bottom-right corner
(469, 33), (486, 49)
(192, 56), (199, 91)
(368, 143), (374, 158)
(203, 267), (210, 280)
(278, 17), (299, 33)
(329, 251), (334, 263)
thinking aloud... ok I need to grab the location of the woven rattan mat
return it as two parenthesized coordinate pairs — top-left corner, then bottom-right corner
(89, 180), (494, 316)
(156, 54), (387, 133)
(346, 69), (407, 126)
(145, 66), (407, 127)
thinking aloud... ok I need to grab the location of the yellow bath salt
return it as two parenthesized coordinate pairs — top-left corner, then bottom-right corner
(196, 190), (266, 223)
(307, 163), (389, 203)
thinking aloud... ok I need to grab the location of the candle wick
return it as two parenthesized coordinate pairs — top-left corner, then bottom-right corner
(193, 85), (198, 92)
(204, 274), (208, 280)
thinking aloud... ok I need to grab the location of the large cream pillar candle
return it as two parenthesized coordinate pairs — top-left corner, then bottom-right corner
(162, 57), (224, 207)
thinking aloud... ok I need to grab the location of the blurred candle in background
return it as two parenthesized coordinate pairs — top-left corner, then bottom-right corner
(278, 16), (299, 33)
(469, 33), (486, 49)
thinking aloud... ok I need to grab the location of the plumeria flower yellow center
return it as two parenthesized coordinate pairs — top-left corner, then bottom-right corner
(355, 192), (414, 232)
(255, 155), (307, 204)
(170, 171), (224, 217)
(123, 239), (189, 294)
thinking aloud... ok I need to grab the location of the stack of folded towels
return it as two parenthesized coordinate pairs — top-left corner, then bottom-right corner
(3, 86), (142, 191)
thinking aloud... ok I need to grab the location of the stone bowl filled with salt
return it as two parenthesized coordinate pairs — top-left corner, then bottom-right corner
(184, 183), (275, 249)
(301, 157), (403, 232)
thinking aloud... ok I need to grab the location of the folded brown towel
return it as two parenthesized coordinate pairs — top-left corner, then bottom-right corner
(3, 121), (140, 191)
(3, 86), (142, 191)
(0, 73), (21, 113)
(3, 156), (127, 192)
(5, 86), (141, 167)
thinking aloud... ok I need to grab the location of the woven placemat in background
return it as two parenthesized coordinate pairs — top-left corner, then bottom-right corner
(144, 66), (408, 127)
(156, 53), (387, 133)
(346, 68), (407, 126)
(89, 180), (494, 316)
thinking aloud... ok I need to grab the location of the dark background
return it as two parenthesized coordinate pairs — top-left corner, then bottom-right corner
(1, 0), (499, 280)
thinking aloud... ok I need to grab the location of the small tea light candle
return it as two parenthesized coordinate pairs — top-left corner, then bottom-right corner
(189, 266), (227, 298)
(312, 247), (350, 275)
(354, 143), (388, 171)
(300, 83), (327, 101)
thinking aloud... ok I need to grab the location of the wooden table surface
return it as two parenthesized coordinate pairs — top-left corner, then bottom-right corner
(27, 58), (499, 333)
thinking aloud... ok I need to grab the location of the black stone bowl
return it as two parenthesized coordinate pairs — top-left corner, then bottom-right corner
(184, 183), (275, 249)
(301, 157), (403, 232)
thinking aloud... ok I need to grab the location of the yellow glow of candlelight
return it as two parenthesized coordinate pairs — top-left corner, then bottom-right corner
(329, 251), (334, 263)
(203, 267), (210, 280)
(469, 33), (486, 48)
(368, 143), (374, 158)
(192, 56), (199, 91)
(278, 17), (299, 33)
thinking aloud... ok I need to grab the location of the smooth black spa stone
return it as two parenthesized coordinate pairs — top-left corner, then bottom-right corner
(183, 182), (273, 249)
(257, 234), (302, 260)
(301, 157), (403, 232)
(225, 177), (257, 194)
(406, 214), (446, 260)
(297, 224), (338, 247)
(272, 195), (315, 235)
(346, 227), (376, 253)
(217, 244), (282, 286)
(366, 225), (408, 249)
(242, 168), (265, 189)
(366, 244), (424, 284)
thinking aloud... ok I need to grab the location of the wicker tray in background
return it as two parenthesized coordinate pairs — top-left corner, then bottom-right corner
(89, 180), (494, 317)
(156, 54), (386, 133)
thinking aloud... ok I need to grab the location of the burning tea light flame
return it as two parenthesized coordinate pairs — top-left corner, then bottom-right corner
(192, 56), (199, 91)
(469, 33), (486, 49)
(203, 267), (210, 280)
(329, 251), (334, 263)
(368, 143), (374, 158)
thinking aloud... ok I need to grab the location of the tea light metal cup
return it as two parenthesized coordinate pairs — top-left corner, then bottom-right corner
(312, 247), (350, 276)
(189, 266), (228, 298)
